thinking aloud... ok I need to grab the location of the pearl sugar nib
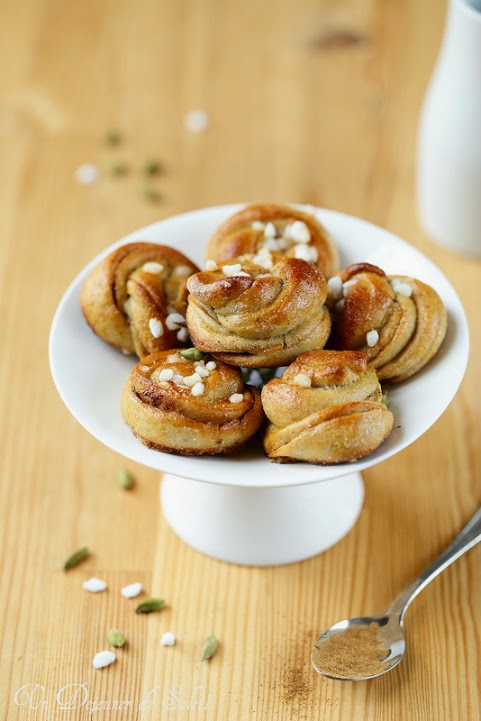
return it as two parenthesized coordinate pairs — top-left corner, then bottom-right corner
(82, 577), (107, 593)
(184, 110), (210, 133)
(92, 651), (116, 669)
(161, 632), (176, 647)
(121, 582), (143, 598)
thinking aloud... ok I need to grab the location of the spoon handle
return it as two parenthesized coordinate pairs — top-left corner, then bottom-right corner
(390, 504), (481, 621)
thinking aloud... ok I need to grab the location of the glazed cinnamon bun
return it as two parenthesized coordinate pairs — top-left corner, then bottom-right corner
(327, 263), (447, 383)
(186, 255), (331, 368)
(121, 349), (264, 455)
(206, 203), (338, 278)
(81, 242), (199, 358)
(262, 350), (393, 464)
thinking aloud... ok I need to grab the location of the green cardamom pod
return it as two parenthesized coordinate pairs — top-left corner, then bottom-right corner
(201, 634), (219, 661)
(116, 467), (135, 490)
(106, 628), (126, 648)
(62, 546), (89, 571)
(179, 347), (204, 362)
(381, 392), (388, 406)
(135, 597), (165, 614)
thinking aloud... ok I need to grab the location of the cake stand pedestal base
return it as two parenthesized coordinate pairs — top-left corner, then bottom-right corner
(160, 471), (364, 566)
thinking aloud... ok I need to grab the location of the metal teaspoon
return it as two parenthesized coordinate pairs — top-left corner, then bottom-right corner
(312, 504), (481, 680)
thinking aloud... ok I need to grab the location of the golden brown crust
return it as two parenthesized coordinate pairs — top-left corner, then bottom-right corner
(206, 203), (339, 278)
(80, 242), (199, 358)
(186, 256), (331, 368)
(327, 263), (448, 383)
(261, 350), (393, 464)
(120, 350), (265, 455)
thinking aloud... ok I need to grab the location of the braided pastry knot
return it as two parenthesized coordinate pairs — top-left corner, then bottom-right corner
(121, 350), (264, 455)
(81, 242), (199, 359)
(327, 263), (447, 383)
(186, 256), (331, 368)
(262, 350), (393, 464)
(206, 203), (339, 278)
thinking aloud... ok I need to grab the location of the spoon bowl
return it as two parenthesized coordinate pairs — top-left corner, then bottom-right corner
(312, 613), (406, 681)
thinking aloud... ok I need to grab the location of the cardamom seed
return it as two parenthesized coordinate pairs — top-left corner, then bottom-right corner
(63, 546), (89, 571)
(107, 628), (126, 648)
(179, 348), (205, 362)
(116, 467), (135, 490)
(135, 597), (165, 614)
(201, 634), (219, 661)
(105, 130), (123, 146)
(143, 160), (162, 177)
(110, 161), (129, 177)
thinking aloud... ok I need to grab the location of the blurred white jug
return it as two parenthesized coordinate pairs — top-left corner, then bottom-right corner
(417, 0), (481, 256)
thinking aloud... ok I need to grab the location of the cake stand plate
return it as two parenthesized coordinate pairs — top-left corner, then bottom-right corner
(49, 204), (469, 566)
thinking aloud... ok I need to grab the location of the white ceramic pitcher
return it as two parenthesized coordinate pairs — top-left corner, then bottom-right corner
(417, 0), (481, 256)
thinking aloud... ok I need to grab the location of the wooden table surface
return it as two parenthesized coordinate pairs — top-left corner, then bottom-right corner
(1, 0), (480, 719)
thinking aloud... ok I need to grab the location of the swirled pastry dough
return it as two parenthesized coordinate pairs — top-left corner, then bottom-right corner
(81, 242), (199, 358)
(121, 350), (264, 455)
(206, 203), (339, 278)
(262, 350), (393, 464)
(327, 263), (447, 383)
(186, 255), (331, 368)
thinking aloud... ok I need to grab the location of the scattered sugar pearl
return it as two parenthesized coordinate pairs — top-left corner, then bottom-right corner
(264, 222), (277, 238)
(262, 238), (280, 251)
(257, 273), (272, 278)
(327, 276), (343, 299)
(177, 327), (189, 342)
(342, 278), (359, 296)
(142, 262), (164, 274)
(206, 361), (217, 371)
(294, 245), (318, 262)
(251, 221), (265, 231)
(366, 330), (379, 347)
(293, 373), (311, 387)
(174, 265), (193, 277)
(336, 298), (345, 312)
(75, 163), (99, 185)
(222, 263), (242, 276)
(83, 577), (107, 593)
(93, 651), (116, 670)
(149, 318), (163, 338)
(195, 365), (209, 378)
(205, 259), (218, 271)
(172, 374), (185, 385)
(159, 368), (174, 382)
(167, 353), (181, 363)
(235, 271), (251, 277)
(229, 393), (243, 403)
(184, 109), (209, 133)
(191, 382), (205, 396)
(184, 372), (202, 387)
(166, 312), (186, 330)
(391, 279), (413, 297)
(290, 220), (311, 243)
(121, 582), (143, 599)
(253, 253), (273, 270)
(161, 632), (176, 647)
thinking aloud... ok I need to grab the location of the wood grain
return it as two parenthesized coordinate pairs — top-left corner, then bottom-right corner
(1, 0), (479, 719)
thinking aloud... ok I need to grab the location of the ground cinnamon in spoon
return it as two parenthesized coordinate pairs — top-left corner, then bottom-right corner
(312, 623), (388, 679)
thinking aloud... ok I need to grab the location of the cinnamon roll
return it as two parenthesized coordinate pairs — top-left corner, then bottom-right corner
(120, 349), (264, 455)
(81, 242), (199, 358)
(186, 255), (331, 368)
(206, 203), (339, 278)
(262, 350), (393, 464)
(326, 263), (447, 383)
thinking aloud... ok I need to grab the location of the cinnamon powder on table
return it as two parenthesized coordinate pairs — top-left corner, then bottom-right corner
(312, 623), (388, 679)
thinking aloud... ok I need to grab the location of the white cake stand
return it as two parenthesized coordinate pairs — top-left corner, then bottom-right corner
(49, 205), (469, 566)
